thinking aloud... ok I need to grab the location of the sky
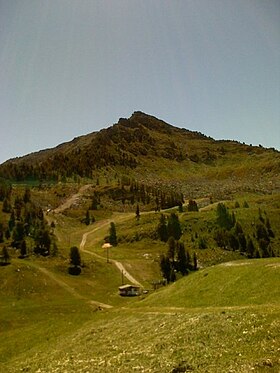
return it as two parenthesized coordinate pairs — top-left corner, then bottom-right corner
(0, 0), (279, 164)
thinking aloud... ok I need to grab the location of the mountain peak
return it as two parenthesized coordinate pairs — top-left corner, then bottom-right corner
(116, 111), (176, 134)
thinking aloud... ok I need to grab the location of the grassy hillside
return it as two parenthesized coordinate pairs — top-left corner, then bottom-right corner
(138, 258), (280, 308)
(0, 111), (279, 373)
(2, 258), (279, 373)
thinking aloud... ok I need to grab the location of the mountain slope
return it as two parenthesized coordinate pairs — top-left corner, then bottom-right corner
(0, 112), (279, 198)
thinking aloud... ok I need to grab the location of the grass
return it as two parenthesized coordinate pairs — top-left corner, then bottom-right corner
(1, 186), (280, 372)
(3, 295), (280, 372)
(138, 258), (280, 308)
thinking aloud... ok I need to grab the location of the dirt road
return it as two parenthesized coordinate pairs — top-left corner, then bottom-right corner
(79, 219), (143, 288)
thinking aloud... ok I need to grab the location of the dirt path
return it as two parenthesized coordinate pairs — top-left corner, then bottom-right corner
(15, 259), (112, 309)
(53, 184), (91, 214)
(79, 219), (143, 288)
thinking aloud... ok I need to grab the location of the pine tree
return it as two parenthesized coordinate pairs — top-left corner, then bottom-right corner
(157, 214), (168, 242)
(20, 240), (27, 257)
(160, 255), (171, 283)
(109, 222), (117, 246)
(167, 236), (176, 263)
(70, 246), (81, 267)
(136, 204), (140, 220)
(193, 252), (198, 270)
(176, 242), (188, 276)
(167, 213), (182, 240)
(1, 246), (10, 265)
(216, 203), (234, 230)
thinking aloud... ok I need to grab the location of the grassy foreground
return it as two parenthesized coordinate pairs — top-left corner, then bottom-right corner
(1, 258), (279, 373)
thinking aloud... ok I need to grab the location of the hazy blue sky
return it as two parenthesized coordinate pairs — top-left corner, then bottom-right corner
(0, 0), (279, 163)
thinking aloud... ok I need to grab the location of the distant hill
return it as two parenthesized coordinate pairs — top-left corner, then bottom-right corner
(1, 111), (279, 199)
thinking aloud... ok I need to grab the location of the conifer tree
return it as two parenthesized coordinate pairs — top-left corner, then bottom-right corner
(167, 213), (182, 240)
(136, 204), (140, 220)
(216, 203), (234, 230)
(85, 209), (91, 225)
(167, 236), (176, 263)
(176, 242), (188, 276)
(160, 255), (171, 283)
(246, 237), (255, 258)
(109, 222), (117, 246)
(70, 246), (81, 267)
(157, 214), (168, 242)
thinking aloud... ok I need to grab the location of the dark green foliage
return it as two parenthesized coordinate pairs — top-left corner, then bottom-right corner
(91, 193), (99, 210)
(12, 222), (25, 246)
(8, 211), (15, 231)
(109, 222), (117, 246)
(19, 240), (27, 258)
(193, 252), (198, 270)
(170, 267), (176, 282)
(5, 228), (10, 240)
(23, 188), (31, 203)
(234, 222), (246, 252)
(246, 237), (255, 258)
(187, 199), (198, 212)
(34, 228), (51, 256)
(243, 201), (249, 208)
(2, 197), (11, 213)
(176, 242), (188, 275)
(51, 242), (58, 257)
(216, 203), (235, 230)
(160, 255), (171, 283)
(234, 201), (240, 208)
(69, 246), (81, 267)
(85, 209), (91, 226)
(167, 213), (182, 241)
(228, 232), (239, 251)
(256, 223), (270, 243)
(1, 246), (10, 265)
(0, 179), (11, 201)
(157, 214), (168, 242)
(0, 224), (4, 243)
(167, 236), (176, 262)
(198, 236), (207, 250)
(136, 204), (140, 220)
(214, 228), (229, 249)
(68, 266), (81, 275)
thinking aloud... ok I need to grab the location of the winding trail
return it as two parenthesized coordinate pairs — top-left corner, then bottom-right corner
(53, 184), (92, 214)
(14, 259), (112, 309)
(79, 219), (143, 288)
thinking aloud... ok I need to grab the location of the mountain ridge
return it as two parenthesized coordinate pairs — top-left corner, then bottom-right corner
(0, 112), (279, 199)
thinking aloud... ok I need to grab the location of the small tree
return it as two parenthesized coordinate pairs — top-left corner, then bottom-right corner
(167, 213), (182, 240)
(157, 214), (168, 242)
(135, 204), (140, 221)
(216, 203), (234, 230)
(69, 246), (81, 275)
(19, 240), (27, 258)
(193, 252), (198, 271)
(246, 237), (255, 258)
(109, 222), (117, 246)
(160, 255), (171, 283)
(1, 246), (10, 265)
(167, 236), (176, 263)
(85, 209), (91, 225)
(176, 242), (188, 276)
(70, 246), (81, 266)
(187, 200), (198, 212)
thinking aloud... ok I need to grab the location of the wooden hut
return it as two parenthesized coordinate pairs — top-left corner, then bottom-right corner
(119, 284), (140, 296)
